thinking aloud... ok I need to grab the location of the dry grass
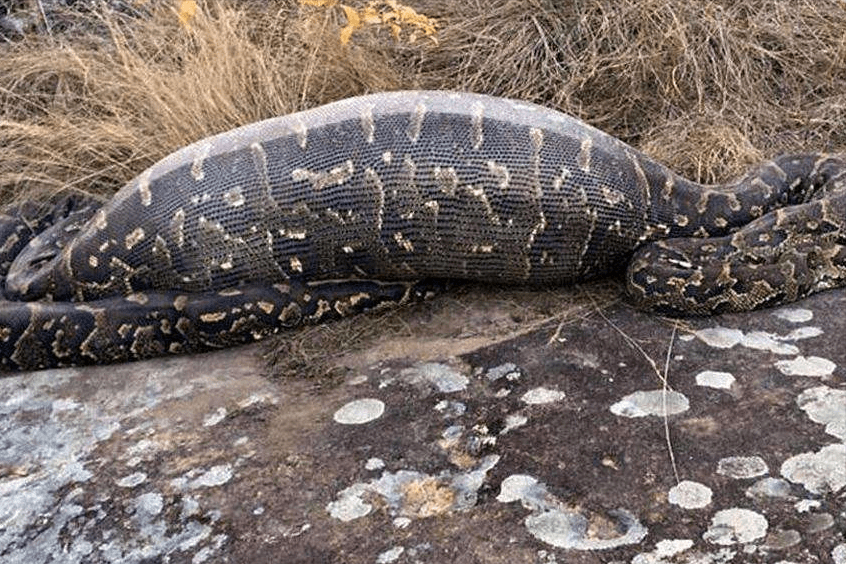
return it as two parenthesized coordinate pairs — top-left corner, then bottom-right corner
(2, 0), (845, 201)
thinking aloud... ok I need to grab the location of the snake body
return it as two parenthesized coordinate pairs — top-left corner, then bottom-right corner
(1, 91), (845, 371)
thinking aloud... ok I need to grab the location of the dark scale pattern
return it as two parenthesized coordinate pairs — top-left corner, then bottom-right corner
(0, 91), (845, 370)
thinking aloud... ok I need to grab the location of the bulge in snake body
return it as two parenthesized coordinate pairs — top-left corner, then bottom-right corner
(4, 91), (810, 302)
(2, 90), (844, 370)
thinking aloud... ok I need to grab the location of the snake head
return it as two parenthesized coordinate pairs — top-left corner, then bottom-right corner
(4, 204), (97, 301)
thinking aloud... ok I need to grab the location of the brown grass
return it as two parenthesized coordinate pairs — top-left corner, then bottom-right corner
(2, 0), (845, 201)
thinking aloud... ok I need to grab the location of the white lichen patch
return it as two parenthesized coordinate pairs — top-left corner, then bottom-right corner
(772, 308), (813, 323)
(694, 325), (820, 355)
(497, 474), (648, 550)
(745, 477), (794, 500)
(333, 398), (385, 425)
(784, 326), (823, 340)
(326, 455), (499, 522)
(521, 387), (566, 405)
(796, 386), (846, 440)
(189, 464), (234, 489)
(400, 363), (469, 393)
(774, 356), (836, 378)
(502, 413), (528, 434)
(833, 543), (846, 564)
(116, 472), (147, 488)
(202, 407), (227, 427)
(631, 539), (694, 563)
(695, 370), (735, 390)
(668, 480), (712, 509)
(376, 546), (405, 563)
(780, 443), (846, 494)
(433, 400), (466, 417)
(702, 508), (768, 545)
(740, 331), (798, 355)
(326, 483), (372, 521)
(716, 456), (769, 479)
(486, 363), (521, 381)
(610, 390), (688, 418)
(365, 458), (385, 471)
(135, 492), (164, 517)
(694, 327), (743, 348)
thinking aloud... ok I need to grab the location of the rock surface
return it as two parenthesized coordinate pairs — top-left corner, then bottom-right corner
(1, 284), (844, 563)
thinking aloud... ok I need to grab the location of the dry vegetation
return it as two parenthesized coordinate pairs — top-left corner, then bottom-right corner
(1, 0), (845, 374)
(1, 0), (845, 203)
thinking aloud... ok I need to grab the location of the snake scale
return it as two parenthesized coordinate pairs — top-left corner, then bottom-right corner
(1, 91), (845, 371)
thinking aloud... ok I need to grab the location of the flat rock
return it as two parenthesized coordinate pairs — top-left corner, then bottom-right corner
(1, 285), (844, 563)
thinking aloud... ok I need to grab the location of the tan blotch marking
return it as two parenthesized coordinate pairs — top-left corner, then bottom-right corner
(126, 293), (149, 305)
(750, 177), (772, 192)
(290, 256), (303, 272)
(552, 166), (572, 191)
(173, 295), (189, 311)
(218, 288), (243, 296)
(125, 227), (146, 250)
(138, 169), (152, 207)
(223, 186), (245, 207)
(471, 102), (485, 150)
(714, 217), (728, 228)
(200, 311), (228, 323)
(88, 255), (98, 268)
(407, 102), (426, 143)
(466, 185), (499, 225)
(661, 176), (675, 201)
(311, 299), (333, 321)
(191, 144), (211, 181)
(0, 232), (18, 254)
(219, 258), (234, 270)
(434, 166), (458, 196)
(727, 193), (742, 212)
(628, 152), (651, 202)
(601, 185), (626, 206)
(487, 161), (510, 190)
(93, 209), (108, 231)
(674, 214), (690, 227)
(382, 151), (393, 165)
(257, 301), (275, 315)
(118, 324), (133, 339)
(294, 117), (308, 149)
(98, 241), (110, 253)
(291, 160), (355, 191)
(578, 137), (593, 172)
(361, 104), (375, 144)
(250, 142), (272, 198)
(394, 232), (414, 252)
(175, 317), (191, 334)
(364, 167), (385, 232)
(278, 302), (303, 325)
(577, 208), (599, 270)
(171, 209), (186, 248)
(152, 235), (171, 263)
(529, 127), (544, 153)
(283, 229), (307, 240)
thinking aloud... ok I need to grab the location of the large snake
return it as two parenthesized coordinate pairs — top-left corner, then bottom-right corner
(1, 91), (844, 371)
